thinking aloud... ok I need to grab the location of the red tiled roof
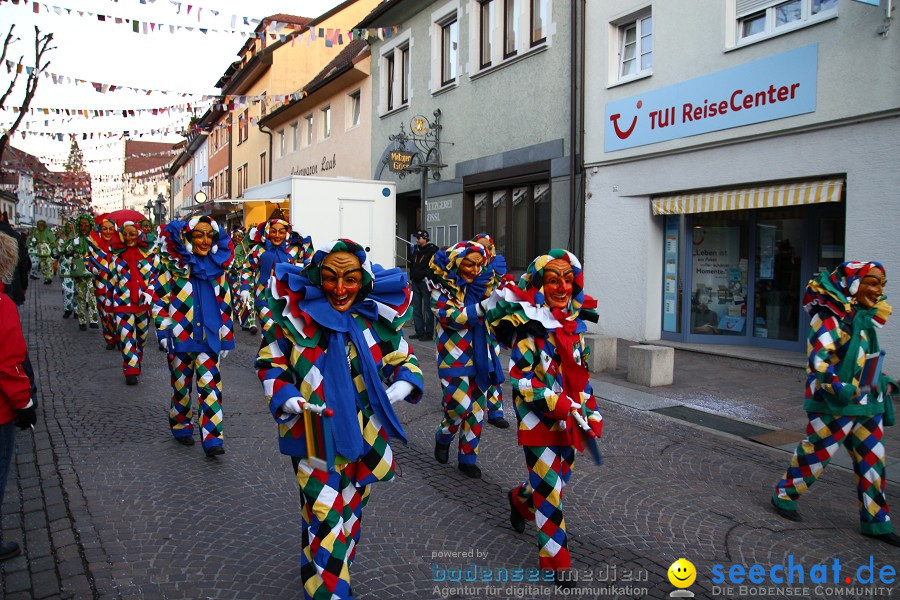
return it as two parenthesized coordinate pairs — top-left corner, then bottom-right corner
(125, 140), (175, 175)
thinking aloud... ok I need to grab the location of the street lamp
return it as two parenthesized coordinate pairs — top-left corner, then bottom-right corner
(153, 193), (167, 226)
(144, 199), (153, 221)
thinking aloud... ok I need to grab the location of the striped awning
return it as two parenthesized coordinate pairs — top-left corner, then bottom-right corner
(651, 179), (844, 215)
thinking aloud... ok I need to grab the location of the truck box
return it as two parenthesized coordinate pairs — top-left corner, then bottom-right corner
(242, 175), (397, 268)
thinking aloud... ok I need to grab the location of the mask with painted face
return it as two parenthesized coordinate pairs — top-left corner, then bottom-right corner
(100, 219), (116, 242)
(122, 224), (140, 248)
(320, 251), (364, 312)
(457, 251), (484, 284)
(190, 222), (215, 257)
(542, 258), (574, 309)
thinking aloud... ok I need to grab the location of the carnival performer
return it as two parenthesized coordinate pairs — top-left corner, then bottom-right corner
(771, 261), (900, 547)
(86, 216), (119, 349)
(485, 249), (603, 585)
(63, 214), (100, 332)
(28, 220), (57, 285)
(429, 240), (505, 478)
(229, 227), (257, 335)
(472, 232), (515, 429)
(26, 228), (39, 281)
(255, 239), (422, 600)
(57, 220), (77, 318)
(108, 221), (157, 385)
(239, 218), (313, 328)
(153, 217), (234, 456)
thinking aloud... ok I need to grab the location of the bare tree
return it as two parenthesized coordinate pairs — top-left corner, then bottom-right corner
(0, 25), (55, 159)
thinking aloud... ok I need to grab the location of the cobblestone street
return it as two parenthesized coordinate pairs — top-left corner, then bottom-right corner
(2, 281), (898, 599)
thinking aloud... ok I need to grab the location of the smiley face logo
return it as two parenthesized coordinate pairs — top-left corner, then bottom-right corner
(667, 558), (696, 589)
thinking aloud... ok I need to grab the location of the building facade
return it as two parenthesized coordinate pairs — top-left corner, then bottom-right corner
(583, 0), (900, 369)
(360, 0), (580, 271)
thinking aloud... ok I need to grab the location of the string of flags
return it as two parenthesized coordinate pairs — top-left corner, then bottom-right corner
(6, 100), (210, 117)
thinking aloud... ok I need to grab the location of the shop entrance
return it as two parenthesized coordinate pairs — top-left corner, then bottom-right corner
(659, 183), (845, 351)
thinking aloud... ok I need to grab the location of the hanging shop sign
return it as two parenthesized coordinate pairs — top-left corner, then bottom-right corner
(388, 150), (416, 173)
(604, 45), (818, 152)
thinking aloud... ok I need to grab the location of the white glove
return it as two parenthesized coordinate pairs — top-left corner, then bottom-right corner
(474, 301), (485, 317)
(158, 339), (168, 352)
(240, 290), (251, 304)
(141, 290), (153, 305)
(567, 399), (583, 412)
(281, 397), (303, 414)
(385, 380), (415, 405)
(219, 350), (229, 360)
(160, 317), (173, 330)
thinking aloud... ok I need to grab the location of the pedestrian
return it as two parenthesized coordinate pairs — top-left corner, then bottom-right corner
(57, 220), (77, 319)
(63, 213), (101, 331)
(771, 261), (900, 547)
(0, 231), (38, 562)
(0, 212), (30, 306)
(229, 227), (256, 335)
(28, 220), (56, 284)
(408, 228), (438, 340)
(239, 218), (312, 329)
(471, 233), (514, 428)
(108, 221), (157, 385)
(255, 239), (423, 600)
(429, 240), (505, 478)
(153, 217), (234, 456)
(86, 216), (119, 349)
(486, 249), (603, 586)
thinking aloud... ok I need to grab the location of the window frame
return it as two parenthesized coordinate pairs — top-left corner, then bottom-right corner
(321, 105), (332, 139)
(277, 128), (285, 158)
(617, 10), (652, 82)
(503, 0), (520, 59)
(734, 0), (838, 46)
(259, 152), (267, 185)
(479, 0), (494, 69)
(348, 89), (362, 128)
(530, 0), (548, 46)
(304, 114), (314, 146)
(440, 16), (459, 87)
(237, 109), (249, 144)
(291, 122), (299, 152)
(380, 30), (412, 116)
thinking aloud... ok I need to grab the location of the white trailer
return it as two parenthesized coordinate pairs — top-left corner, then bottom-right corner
(242, 175), (397, 268)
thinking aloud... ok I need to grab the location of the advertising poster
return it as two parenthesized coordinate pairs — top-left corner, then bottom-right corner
(692, 227), (746, 334)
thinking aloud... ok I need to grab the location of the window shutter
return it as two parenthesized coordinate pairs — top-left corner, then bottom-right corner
(736, 0), (777, 17)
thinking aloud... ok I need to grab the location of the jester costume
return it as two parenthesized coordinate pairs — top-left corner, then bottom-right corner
(486, 249), (603, 573)
(229, 229), (255, 332)
(239, 219), (314, 327)
(86, 218), (119, 348)
(428, 241), (505, 474)
(255, 239), (422, 600)
(28, 221), (57, 284)
(57, 220), (76, 317)
(108, 223), (158, 383)
(773, 261), (897, 538)
(63, 213), (100, 329)
(153, 218), (234, 454)
(472, 233), (515, 426)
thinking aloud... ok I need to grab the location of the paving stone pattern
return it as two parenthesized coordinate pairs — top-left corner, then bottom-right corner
(2, 281), (898, 599)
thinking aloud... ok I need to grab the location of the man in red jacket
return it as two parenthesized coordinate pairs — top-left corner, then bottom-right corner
(0, 231), (37, 561)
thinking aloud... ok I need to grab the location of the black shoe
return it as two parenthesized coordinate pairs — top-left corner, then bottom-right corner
(553, 571), (577, 590)
(458, 463), (482, 479)
(105, 343), (116, 350)
(205, 446), (225, 458)
(63, 309), (72, 319)
(419, 335), (433, 341)
(508, 490), (526, 533)
(125, 375), (138, 386)
(862, 532), (900, 547)
(409, 333), (422, 340)
(0, 541), (21, 562)
(29, 274), (38, 280)
(434, 441), (450, 464)
(89, 322), (99, 329)
(241, 325), (251, 331)
(488, 416), (510, 429)
(79, 324), (87, 331)
(249, 326), (258, 335)
(770, 497), (802, 522)
(175, 436), (195, 446)
(44, 280), (52, 285)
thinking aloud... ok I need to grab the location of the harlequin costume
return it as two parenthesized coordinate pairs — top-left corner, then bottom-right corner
(108, 222), (158, 384)
(57, 220), (77, 317)
(486, 249), (603, 575)
(239, 219), (314, 326)
(428, 240), (505, 476)
(255, 239), (422, 600)
(28, 220), (57, 284)
(229, 228), (255, 332)
(153, 217), (234, 455)
(86, 217), (119, 349)
(773, 261), (899, 543)
(63, 213), (100, 330)
(471, 233), (516, 428)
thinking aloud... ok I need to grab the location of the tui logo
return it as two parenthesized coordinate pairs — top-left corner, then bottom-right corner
(609, 100), (642, 139)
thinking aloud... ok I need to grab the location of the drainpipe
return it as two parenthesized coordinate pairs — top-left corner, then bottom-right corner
(258, 123), (273, 184)
(578, 0), (587, 257)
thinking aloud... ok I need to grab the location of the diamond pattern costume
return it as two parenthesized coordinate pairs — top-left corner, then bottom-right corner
(86, 219), (118, 347)
(773, 261), (896, 535)
(57, 221), (76, 314)
(153, 218), (234, 452)
(255, 239), (422, 600)
(487, 249), (602, 572)
(427, 241), (504, 466)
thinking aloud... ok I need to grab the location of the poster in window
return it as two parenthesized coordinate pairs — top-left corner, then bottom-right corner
(691, 227), (746, 335)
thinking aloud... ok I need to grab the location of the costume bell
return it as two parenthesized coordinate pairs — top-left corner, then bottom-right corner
(772, 261), (900, 546)
(486, 249), (603, 580)
(153, 217), (234, 456)
(428, 240), (505, 479)
(86, 217), (119, 349)
(239, 218), (313, 327)
(107, 221), (158, 385)
(255, 239), (422, 600)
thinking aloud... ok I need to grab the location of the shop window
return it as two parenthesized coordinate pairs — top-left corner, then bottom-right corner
(754, 207), (803, 341)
